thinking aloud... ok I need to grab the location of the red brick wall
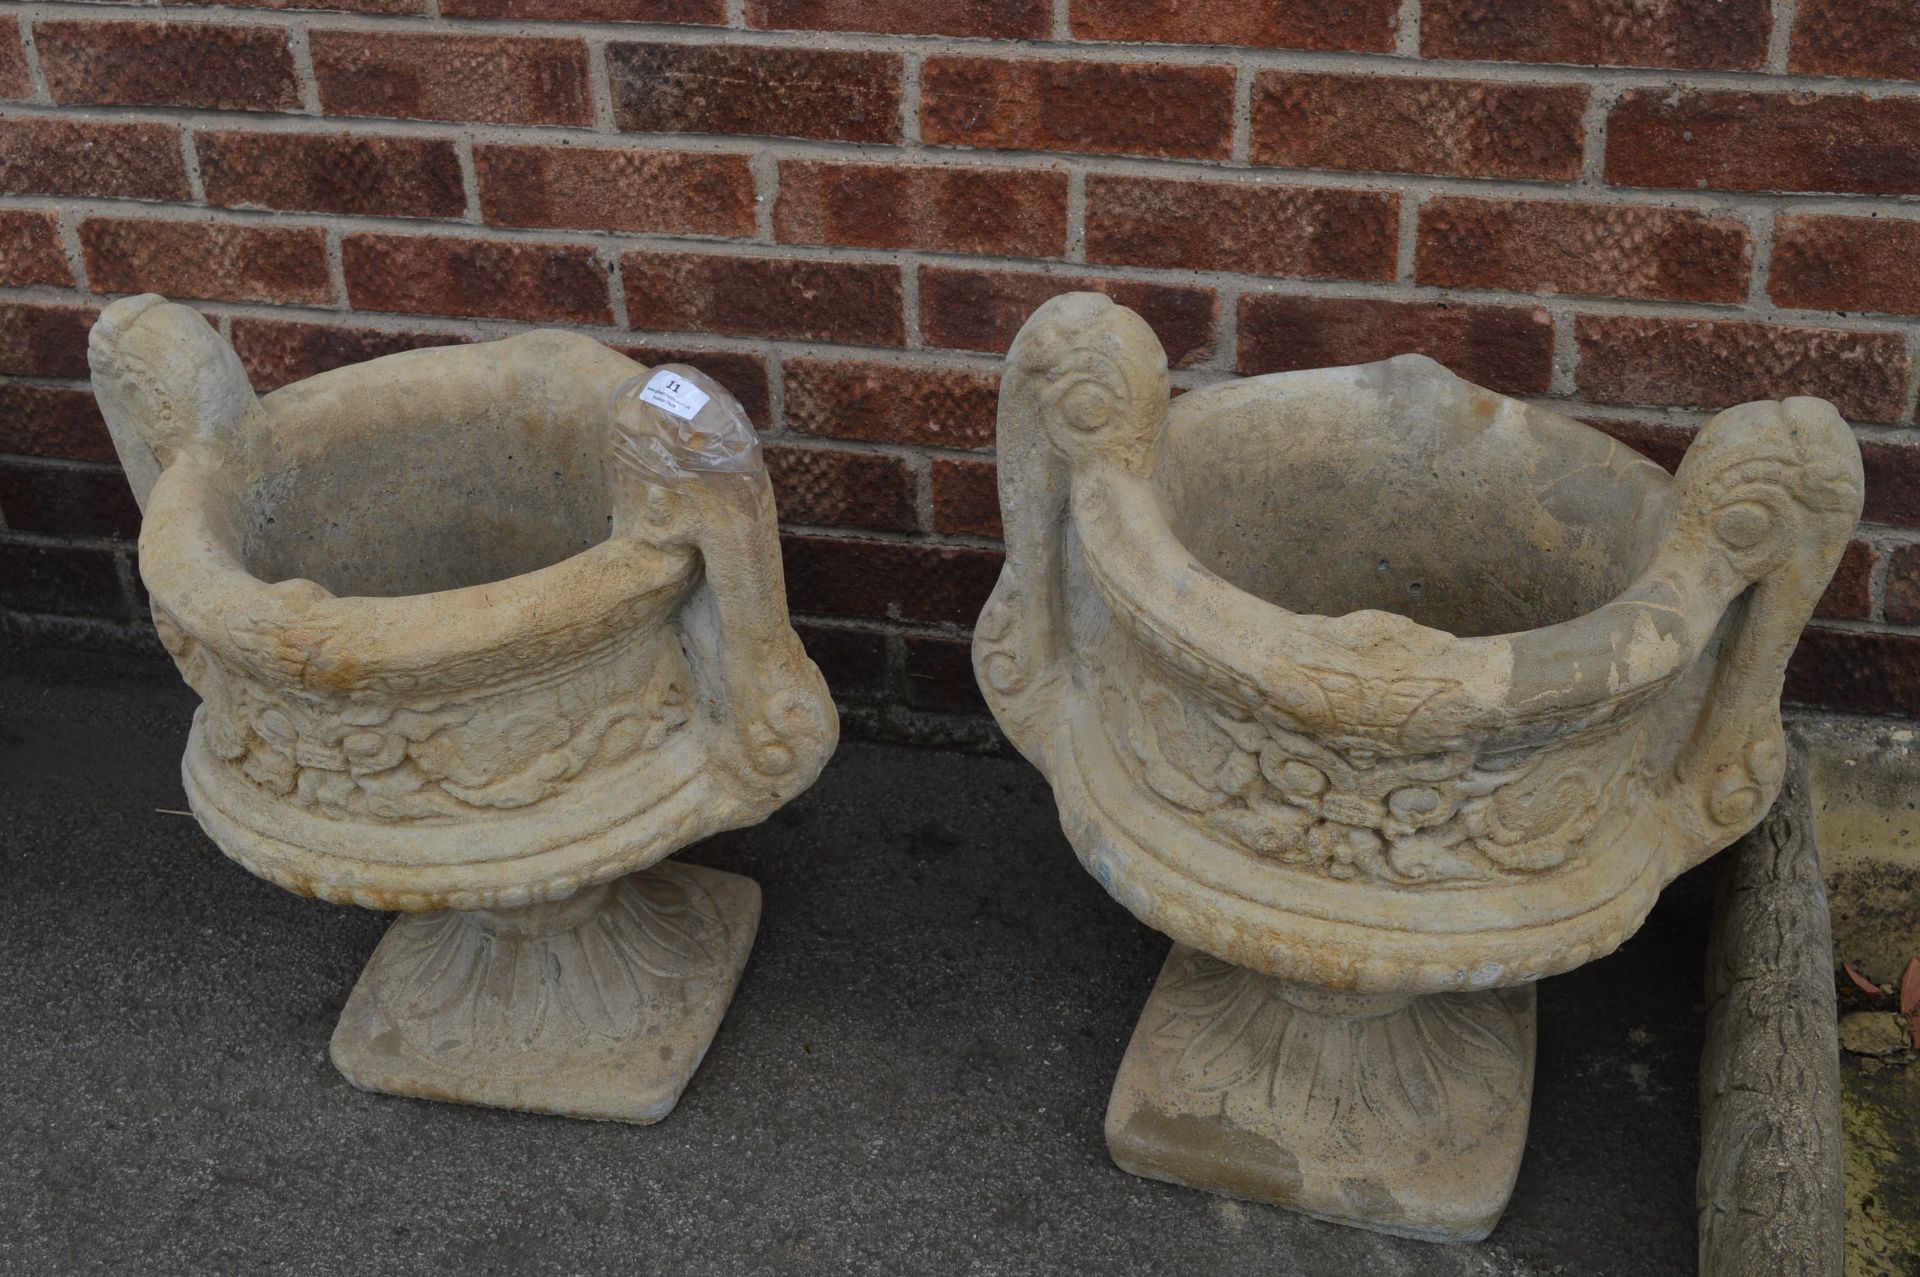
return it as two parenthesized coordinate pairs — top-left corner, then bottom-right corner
(5, 1), (1920, 729)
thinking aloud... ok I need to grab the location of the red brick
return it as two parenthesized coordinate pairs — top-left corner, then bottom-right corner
(764, 445), (915, 533)
(0, 541), (128, 620)
(1071, 0), (1397, 51)
(198, 131), (464, 219)
(0, 118), (189, 201)
(229, 318), (468, 393)
(1815, 540), (1878, 621)
(749, 0), (1046, 37)
(1422, 0), (1769, 70)
(780, 532), (1001, 625)
(622, 252), (904, 347)
(1785, 626), (1920, 716)
(1588, 419), (1914, 529)
(903, 633), (986, 713)
(343, 233), (611, 324)
(1771, 216), (1920, 317)
(0, 460), (141, 540)
(0, 211), (73, 288)
(0, 385), (113, 462)
(445, 0), (721, 18)
(476, 144), (755, 237)
(312, 31), (592, 126)
(0, 18), (30, 99)
(162, 0), (424, 12)
(0, 303), (96, 379)
(36, 20), (297, 112)
(1574, 315), (1909, 424)
(1589, 422), (1920, 526)
(82, 218), (331, 306)
(1238, 295), (1555, 394)
(1086, 176), (1396, 281)
(1791, 0), (1920, 81)
(1591, 421), (1919, 531)
(1607, 90), (1920, 197)
(931, 457), (1000, 538)
(921, 57), (1234, 161)
(793, 621), (887, 701)
(1416, 197), (1751, 303)
(609, 44), (901, 144)
(1861, 439), (1920, 530)
(775, 161), (1068, 258)
(784, 358), (999, 449)
(920, 267), (1217, 367)
(1885, 544), (1920, 625)
(612, 344), (772, 428)
(1251, 72), (1587, 180)
(1583, 417), (1693, 474)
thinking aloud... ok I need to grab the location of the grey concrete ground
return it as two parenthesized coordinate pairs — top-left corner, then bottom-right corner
(0, 639), (1710, 1275)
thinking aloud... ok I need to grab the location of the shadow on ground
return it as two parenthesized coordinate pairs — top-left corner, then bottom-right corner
(0, 640), (1709, 1275)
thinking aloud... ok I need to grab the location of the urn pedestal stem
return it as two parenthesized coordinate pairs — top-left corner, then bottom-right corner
(330, 861), (760, 1124)
(470, 879), (619, 937)
(1105, 945), (1535, 1243)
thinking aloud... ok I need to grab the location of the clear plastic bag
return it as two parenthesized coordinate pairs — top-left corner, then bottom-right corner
(609, 364), (762, 489)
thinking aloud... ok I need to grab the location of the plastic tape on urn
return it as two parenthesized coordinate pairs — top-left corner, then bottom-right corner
(610, 364), (762, 488)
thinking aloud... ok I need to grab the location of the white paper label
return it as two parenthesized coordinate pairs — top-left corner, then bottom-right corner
(638, 370), (711, 421)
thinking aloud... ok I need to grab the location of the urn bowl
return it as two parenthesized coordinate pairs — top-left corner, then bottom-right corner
(977, 294), (1863, 997)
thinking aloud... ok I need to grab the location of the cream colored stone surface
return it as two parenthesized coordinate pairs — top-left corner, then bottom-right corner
(974, 293), (1863, 1240)
(90, 294), (837, 1123)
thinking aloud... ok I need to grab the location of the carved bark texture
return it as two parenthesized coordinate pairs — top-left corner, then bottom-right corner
(1698, 742), (1844, 1277)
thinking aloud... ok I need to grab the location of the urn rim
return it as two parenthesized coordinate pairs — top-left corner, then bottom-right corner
(137, 332), (698, 690)
(1067, 355), (1720, 744)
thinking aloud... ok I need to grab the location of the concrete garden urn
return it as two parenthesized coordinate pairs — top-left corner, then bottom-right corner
(973, 293), (1863, 1240)
(90, 295), (836, 1123)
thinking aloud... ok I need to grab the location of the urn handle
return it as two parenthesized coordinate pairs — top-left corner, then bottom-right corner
(608, 365), (836, 796)
(1663, 397), (1864, 857)
(87, 294), (262, 511)
(972, 293), (1170, 729)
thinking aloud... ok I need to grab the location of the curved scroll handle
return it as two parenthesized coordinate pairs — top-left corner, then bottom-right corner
(1662, 396), (1863, 865)
(608, 365), (836, 801)
(87, 294), (263, 512)
(971, 293), (1169, 740)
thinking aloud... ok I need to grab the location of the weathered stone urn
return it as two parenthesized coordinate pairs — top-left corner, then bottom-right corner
(90, 295), (836, 1123)
(974, 293), (1863, 1240)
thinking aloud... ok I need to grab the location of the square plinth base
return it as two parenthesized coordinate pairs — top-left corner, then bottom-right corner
(330, 861), (759, 1124)
(1104, 945), (1536, 1243)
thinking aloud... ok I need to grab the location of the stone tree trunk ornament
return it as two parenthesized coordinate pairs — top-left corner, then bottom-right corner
(1698, 742), (1844, 1276)
(973, 293), (1863, 1241)
(90, 294), (836, 1123)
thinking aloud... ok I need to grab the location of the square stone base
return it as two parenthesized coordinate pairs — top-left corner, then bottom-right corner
(1104, 944), (1536, 1243)
(330, 861), (759, 1124)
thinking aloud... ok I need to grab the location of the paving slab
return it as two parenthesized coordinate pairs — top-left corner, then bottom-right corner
(0, 639), (1708, 1275)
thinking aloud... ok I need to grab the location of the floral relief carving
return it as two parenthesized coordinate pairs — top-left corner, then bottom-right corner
(1102, 643), (1643, 886)
(170, 614), (693, 823)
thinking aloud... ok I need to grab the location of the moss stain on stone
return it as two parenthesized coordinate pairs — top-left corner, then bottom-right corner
(1842, 1053), (1920, 1277)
